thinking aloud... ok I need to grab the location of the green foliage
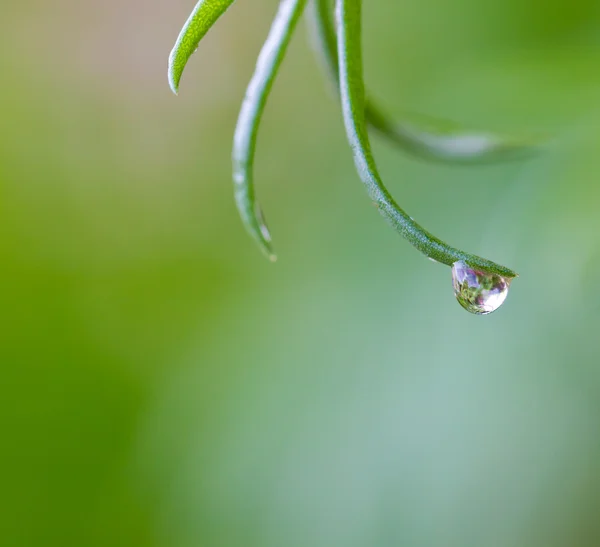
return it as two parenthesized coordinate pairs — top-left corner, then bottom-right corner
(232, 0), (307, 262)
(6, 0), (600, 544)
(168, 0), (236, 94)
(168, 0), (519, 279)
(335, 0), (516, 277)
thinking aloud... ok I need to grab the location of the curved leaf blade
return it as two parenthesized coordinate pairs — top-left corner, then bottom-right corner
(168, 0), (236, 94)
(335, 0), (517, 278)
(233, 0), (307, 261)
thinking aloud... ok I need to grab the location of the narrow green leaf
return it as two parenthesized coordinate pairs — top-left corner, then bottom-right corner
(232, 0), (307, 261)
(168, 0), (236, 94)
(336, 0), (517, 278)
(309, 0), (541, 163)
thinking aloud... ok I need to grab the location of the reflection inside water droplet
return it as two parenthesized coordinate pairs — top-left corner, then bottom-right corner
(451, 261), (511, 315)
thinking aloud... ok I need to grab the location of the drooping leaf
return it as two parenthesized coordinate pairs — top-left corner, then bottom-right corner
(232, 0), (307, 261)
(335, 0), (516, 278)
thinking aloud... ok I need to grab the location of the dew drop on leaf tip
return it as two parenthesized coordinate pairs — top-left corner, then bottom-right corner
(451, 260), (511, 315)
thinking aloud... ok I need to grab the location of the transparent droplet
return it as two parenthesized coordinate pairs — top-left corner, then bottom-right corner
(451, 260), (511, 315)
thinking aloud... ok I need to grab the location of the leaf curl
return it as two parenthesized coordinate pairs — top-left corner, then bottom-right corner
(335, 0), (517, 278)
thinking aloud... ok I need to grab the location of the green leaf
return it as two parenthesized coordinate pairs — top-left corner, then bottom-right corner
(308, 0), (541, 164)
(168, 0), (237, 94)
(336, 0), (517, 278)
(232, 0), (307, 261)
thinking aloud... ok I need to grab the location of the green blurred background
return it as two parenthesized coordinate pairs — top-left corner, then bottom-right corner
(2, 0), (600, 545)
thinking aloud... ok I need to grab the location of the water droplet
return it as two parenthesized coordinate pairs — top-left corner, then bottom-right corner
(451, 261), (511, 315)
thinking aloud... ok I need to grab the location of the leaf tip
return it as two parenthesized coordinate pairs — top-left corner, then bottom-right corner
(168, 54), (181, 95)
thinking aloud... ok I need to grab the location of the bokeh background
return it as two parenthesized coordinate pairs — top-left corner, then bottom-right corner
(2, 0), (600, 545)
